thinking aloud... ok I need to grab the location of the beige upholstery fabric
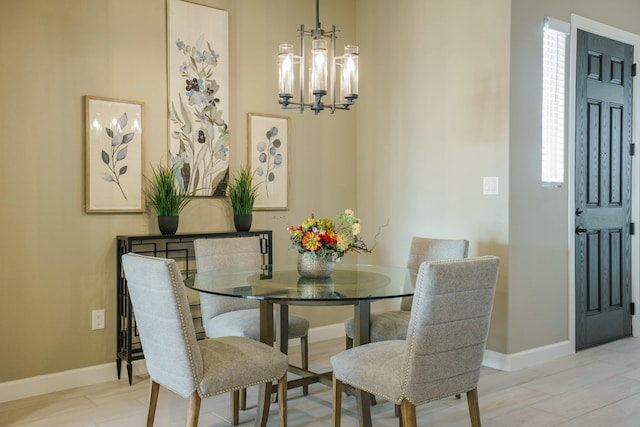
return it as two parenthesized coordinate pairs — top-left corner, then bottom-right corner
(197, 336), (287, 397)
(195, 236), (264, 317)
(121, 253), (288, 399)
(332, 256), (499, 406)
(400, 237), (470, 310)
(204, 308), (309, 340)
(344, 310), (410, 342)
(344, 237), (469, 341)
(194, 237), (309, 340)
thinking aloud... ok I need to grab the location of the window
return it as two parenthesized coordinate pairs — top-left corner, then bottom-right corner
(542, 17), (569, 186)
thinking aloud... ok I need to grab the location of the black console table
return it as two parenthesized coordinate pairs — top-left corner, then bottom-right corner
(116, 230), (273, 385)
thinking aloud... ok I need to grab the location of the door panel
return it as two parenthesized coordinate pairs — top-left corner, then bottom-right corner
(575, 30), (633, 350)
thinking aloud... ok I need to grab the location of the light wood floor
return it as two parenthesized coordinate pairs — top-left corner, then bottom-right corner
(2, 336), (640, 426)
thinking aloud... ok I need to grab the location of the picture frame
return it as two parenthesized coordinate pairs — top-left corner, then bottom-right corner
(167, 0), (229, 197)
(85, 96), (144, 213)
(248, 113), (289, 210)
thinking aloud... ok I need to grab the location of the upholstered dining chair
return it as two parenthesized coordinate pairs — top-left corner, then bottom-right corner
(193, 237), (310, 418)
(121, 253), (288, 427)
(343, 237), (469, 348)
(331, 256), (499, 427)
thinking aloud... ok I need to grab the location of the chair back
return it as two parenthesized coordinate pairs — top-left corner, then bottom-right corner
(121, 253), (202, 398)
(401, 237), (470, 310)
(193, 237), (262, 320)
(401, 256), (499, 405)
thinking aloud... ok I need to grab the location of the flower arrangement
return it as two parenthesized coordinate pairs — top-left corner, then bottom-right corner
(287, 209), (370, 261)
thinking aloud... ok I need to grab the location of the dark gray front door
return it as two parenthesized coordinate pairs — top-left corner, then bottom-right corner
(575, 30), (633, 350)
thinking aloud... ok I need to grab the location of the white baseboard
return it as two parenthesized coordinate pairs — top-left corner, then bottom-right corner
(0, 360), (152, 404)
(0, 323), (345, 404)
(483, 340), (573, 371)
(0, 325), (570, 404)
(0, 363), (115, 404)
(289, 322), (345, 347)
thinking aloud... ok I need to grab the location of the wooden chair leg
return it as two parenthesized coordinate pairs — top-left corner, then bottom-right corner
(345, 336), (353, 349)
(256, 381), (272, 427)
(456, 393), (461, 399)
(146, 380), (160, 427)
(466, 388), (481, 427)
(277, 375), (287, 427)
(400, 399), (417, 427)
(186, 393), (202, 427)
(395, 404), (400, 418)
(240, 387), (247, 410)
(231, 390), (239, 425)
(332, 375), (343, 427)
(355, 389), (372, 426)
(302, 334), (309, 395)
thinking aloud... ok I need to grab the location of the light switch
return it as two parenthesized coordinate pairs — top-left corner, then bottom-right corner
(483, 177), (499, 195)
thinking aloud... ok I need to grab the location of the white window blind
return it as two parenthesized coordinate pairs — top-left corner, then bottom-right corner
(542, 17), (569, 186)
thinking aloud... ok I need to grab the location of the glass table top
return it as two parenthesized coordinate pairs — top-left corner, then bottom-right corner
(186, 263), (417, 303)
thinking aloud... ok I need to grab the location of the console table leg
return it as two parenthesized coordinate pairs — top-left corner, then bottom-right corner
(127, 362), (133, 385)
(116, 358), (122, 379)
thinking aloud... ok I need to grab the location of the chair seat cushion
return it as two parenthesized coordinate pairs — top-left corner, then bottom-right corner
(197, 336), (288, 397)
(344, 310), (410, 342)
(204, 308), (309, 341)
(331, 340), (406, 404)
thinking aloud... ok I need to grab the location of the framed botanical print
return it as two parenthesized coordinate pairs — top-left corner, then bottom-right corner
(248, 113), (289, 210)
(85, 96), (144, 213)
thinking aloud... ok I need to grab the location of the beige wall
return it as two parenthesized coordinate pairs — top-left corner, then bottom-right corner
(0, 0), (356, 382)
(7, 0), (639, 386)
(355, 0), (511, 352)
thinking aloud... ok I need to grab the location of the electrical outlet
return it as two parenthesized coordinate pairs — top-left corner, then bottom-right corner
(92, 309), (105, 330)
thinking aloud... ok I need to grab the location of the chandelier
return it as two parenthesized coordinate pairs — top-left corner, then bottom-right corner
(278, 0), (359, 114)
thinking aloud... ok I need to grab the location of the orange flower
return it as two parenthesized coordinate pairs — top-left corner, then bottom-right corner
(302, 232), (321, 251)
(322, 230), (337, 244)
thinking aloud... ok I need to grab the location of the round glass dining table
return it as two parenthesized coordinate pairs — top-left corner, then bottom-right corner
(187, 263), (416, 345)
(185, 263), (417, 427)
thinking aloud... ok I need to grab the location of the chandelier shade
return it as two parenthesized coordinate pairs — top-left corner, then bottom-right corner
(278, 0), (359, 114)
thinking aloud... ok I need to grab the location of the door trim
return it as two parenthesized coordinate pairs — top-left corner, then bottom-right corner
(568, 14), (640, 351)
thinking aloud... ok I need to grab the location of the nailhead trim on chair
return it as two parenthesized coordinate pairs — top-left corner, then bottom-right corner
(167, 260), (200, 397)
(402, 257), (493, 406)
(200, 378), (285, 398)
(400, 264), (424, 404)
(338, 264), (460, 406)
(358, 258), (482, 406)
(167, 259), (286, 399)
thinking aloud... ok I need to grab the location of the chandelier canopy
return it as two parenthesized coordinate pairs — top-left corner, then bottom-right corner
(278, 0), (359, 114)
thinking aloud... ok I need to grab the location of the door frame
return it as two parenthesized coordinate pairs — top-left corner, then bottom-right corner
(568, 15), (640, 351)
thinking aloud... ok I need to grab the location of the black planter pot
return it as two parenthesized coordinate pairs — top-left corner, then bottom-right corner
(233, 214), (252, 232)
(158, 216), (179, 235)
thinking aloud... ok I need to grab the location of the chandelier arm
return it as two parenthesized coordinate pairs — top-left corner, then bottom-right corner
(330, 25), (337, 113)
(315, 0), (320, 29)
(298, 24), (305, 112)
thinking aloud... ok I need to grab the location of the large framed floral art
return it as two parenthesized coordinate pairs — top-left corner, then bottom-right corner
(167, 0), (229, 197)
(85, 96), (144, 213)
